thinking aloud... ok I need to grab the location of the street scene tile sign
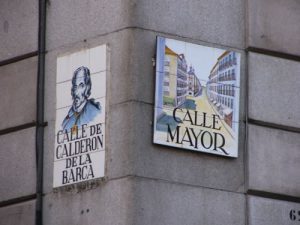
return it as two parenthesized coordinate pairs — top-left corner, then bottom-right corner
(153, 37), (241, 157)
(54, 45), (107, 187)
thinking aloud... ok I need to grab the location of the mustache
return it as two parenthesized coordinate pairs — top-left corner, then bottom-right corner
(72, 93), (86, 99)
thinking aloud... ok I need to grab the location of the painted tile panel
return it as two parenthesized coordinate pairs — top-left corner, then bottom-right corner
(153, 37), (241, 158)
(53, 45), (107, 187)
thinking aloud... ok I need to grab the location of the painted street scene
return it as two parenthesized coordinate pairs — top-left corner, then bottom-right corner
(153, 37), (241, 157)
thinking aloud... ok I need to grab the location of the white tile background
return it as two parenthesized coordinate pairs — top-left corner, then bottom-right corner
(56, 45), (106, 83)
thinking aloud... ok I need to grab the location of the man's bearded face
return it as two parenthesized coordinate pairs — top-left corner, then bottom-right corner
(72, 70), (87, 110)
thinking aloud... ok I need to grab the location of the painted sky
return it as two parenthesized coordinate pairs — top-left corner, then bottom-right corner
(165, 38), (225, 87)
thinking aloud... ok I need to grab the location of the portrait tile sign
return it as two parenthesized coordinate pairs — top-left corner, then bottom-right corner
(153, 37), (241, 157)
(54, 45), (107, 187)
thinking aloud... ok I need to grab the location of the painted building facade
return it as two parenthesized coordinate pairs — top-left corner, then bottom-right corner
(188, 66), (202, 97)
(176, 54), (188, 106)
(163, 46), (189, 107)
(206, 51), (239, 131)
(163, 46), (179, 106)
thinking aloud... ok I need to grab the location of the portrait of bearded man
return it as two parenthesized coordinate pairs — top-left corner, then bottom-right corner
(62, 66), (101, 131)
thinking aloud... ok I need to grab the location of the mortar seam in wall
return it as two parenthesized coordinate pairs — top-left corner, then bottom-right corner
(110, 99), (153, 108)
(0, 122), (37, 136)
(44, 174), (245, 197)
(108, 174), (245, 195)
(131, 27), (246, 51)
(0, 194), (36, 208)
(247, 190), (300, 204)
(46, 26), (246, 53)
(247, 47), (300, 62)
(112, 175), (300, 203)
(0, 51), (38, 67)
(46, 26), (300, 62)
(41, 175), (300, 204)
(0, 122), (48, 136)
(248, 118), (300, 134)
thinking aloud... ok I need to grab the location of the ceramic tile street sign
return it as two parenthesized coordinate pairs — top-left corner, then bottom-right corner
(53, 45), (107, 187)
(153, 37), (241, 158)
